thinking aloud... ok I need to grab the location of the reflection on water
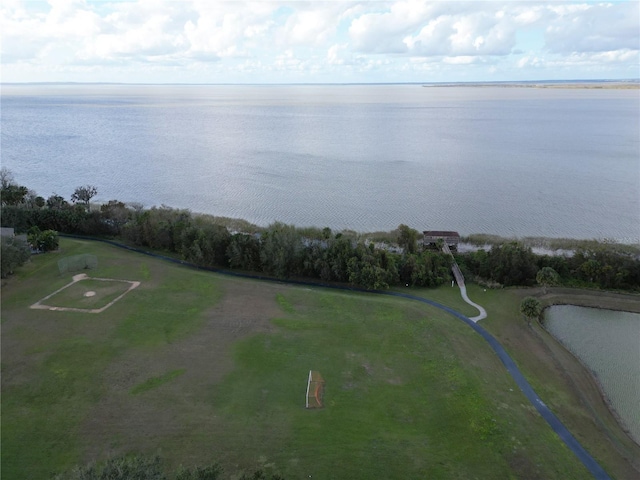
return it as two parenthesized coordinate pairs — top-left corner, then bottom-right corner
(2, 85), (639, 239)
(544, 305), (640, 443)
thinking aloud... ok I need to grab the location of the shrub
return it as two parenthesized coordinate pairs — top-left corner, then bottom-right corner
(0, 236), (31, 278)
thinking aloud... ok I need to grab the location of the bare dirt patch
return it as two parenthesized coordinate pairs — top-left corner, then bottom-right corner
(80, 277), (287, 463)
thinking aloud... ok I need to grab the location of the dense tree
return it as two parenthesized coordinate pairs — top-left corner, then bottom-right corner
(455, 249), (490, 281)
(0, 204), (90, 233)
(180, 223), (231, 267)
(226, 233), (261, 271)
(326, 235), (355, 282)
(396, 224), (419, 254)
(71, 185), (98, 210)
(47, 193), (70, 210)
(570, 247), (640, 290)
(300, 241), (330, 281)
(0, 236), (31, 278)
(121, 208), (146, 245)
(0, 168), (28, 206)
(536, 266), (560, 294)
(22, 190), (45, 208)
(537, 254), (570, 279)
(348, 255), (390, 289)
(260, 222), (303, 278)
(100, 200), (131, 234)
(131, 206), (192, 251)
(345, 244), (400, 289)
(399, 251), (451, 287)
(458, 243), (640, 290)
(75, 209), (118, 236)
(520, 297), (542, 325)
(487, 242), (538, 286)
(1, 184), (29, 206)
(580, 258), (600, 283)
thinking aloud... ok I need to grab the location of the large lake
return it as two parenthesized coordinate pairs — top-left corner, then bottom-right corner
(544, 305), (640, 444)
(1, 84), (639, 240)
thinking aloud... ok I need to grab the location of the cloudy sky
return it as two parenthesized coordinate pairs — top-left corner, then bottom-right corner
(2, 0), (639, 83)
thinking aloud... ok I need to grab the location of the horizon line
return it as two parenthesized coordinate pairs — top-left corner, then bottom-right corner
(2, 78), (639, 87)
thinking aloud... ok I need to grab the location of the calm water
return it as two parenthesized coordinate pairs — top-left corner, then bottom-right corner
(1, 84), (639, 240)
(544, 305), (640, 443)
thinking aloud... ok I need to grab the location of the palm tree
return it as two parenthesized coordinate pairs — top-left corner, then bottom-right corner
(520, 296), (542, 325)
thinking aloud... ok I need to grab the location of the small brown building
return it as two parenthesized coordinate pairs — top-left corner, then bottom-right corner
(423, 231), (460, 249)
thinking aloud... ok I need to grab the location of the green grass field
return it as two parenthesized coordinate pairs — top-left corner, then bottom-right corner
(1, 238), (637, 479)
(35, 277), (136, 311)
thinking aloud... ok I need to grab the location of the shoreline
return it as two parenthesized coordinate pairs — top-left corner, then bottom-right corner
(541, 305), (640, 445)
(423, 81), (640, 89)
(536, 291), (640, 462)
(180, 212), (640, 253)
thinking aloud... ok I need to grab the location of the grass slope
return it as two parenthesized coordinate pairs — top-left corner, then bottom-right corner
(478, 285), (640, 479)
(2, 238), (634, 479)
(1, 239), (221, 479)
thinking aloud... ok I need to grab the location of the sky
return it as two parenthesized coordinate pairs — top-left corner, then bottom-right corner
(1, 0), (639, 84)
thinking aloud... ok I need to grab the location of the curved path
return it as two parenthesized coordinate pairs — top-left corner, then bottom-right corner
(60, 235), (611, 479)
(459, 284), (487, 322)
(442, 244), (486, 322)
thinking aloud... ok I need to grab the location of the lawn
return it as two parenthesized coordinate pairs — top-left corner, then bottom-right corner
(478, 285), (640, 480)
(32, 276), (138, 311)
(1, 238), (635, 479)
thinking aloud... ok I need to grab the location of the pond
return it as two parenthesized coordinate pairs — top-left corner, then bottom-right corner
(544, 305), (640, 444)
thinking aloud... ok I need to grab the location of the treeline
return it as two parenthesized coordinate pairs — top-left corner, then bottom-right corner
(455, 242), (640, 291)
(2, 171), (639, 291)
(0, 176), (452, 289)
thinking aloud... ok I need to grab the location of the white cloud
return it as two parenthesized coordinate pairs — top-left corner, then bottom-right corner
(443, 55), (481, 65)
(1, 0), (638, 83)
(544, 2), (640, 54)
(348, 0), (437, 54)
(282, 6), (338, 46)
(517, 48), (639, 74)
(327, 43), (351, 65)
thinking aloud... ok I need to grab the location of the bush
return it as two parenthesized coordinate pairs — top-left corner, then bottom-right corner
(0, 236), (31, 278)
(27, 226), (59, 252)
(520, 297), (542, 324)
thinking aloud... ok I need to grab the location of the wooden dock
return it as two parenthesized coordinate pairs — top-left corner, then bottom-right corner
(442, 242), (465, 287)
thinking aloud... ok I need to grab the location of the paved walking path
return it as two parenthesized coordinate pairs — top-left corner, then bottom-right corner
(459, 284), (487, 322)
(442, 244), (487, 322)
(384, 290), (610, 480)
